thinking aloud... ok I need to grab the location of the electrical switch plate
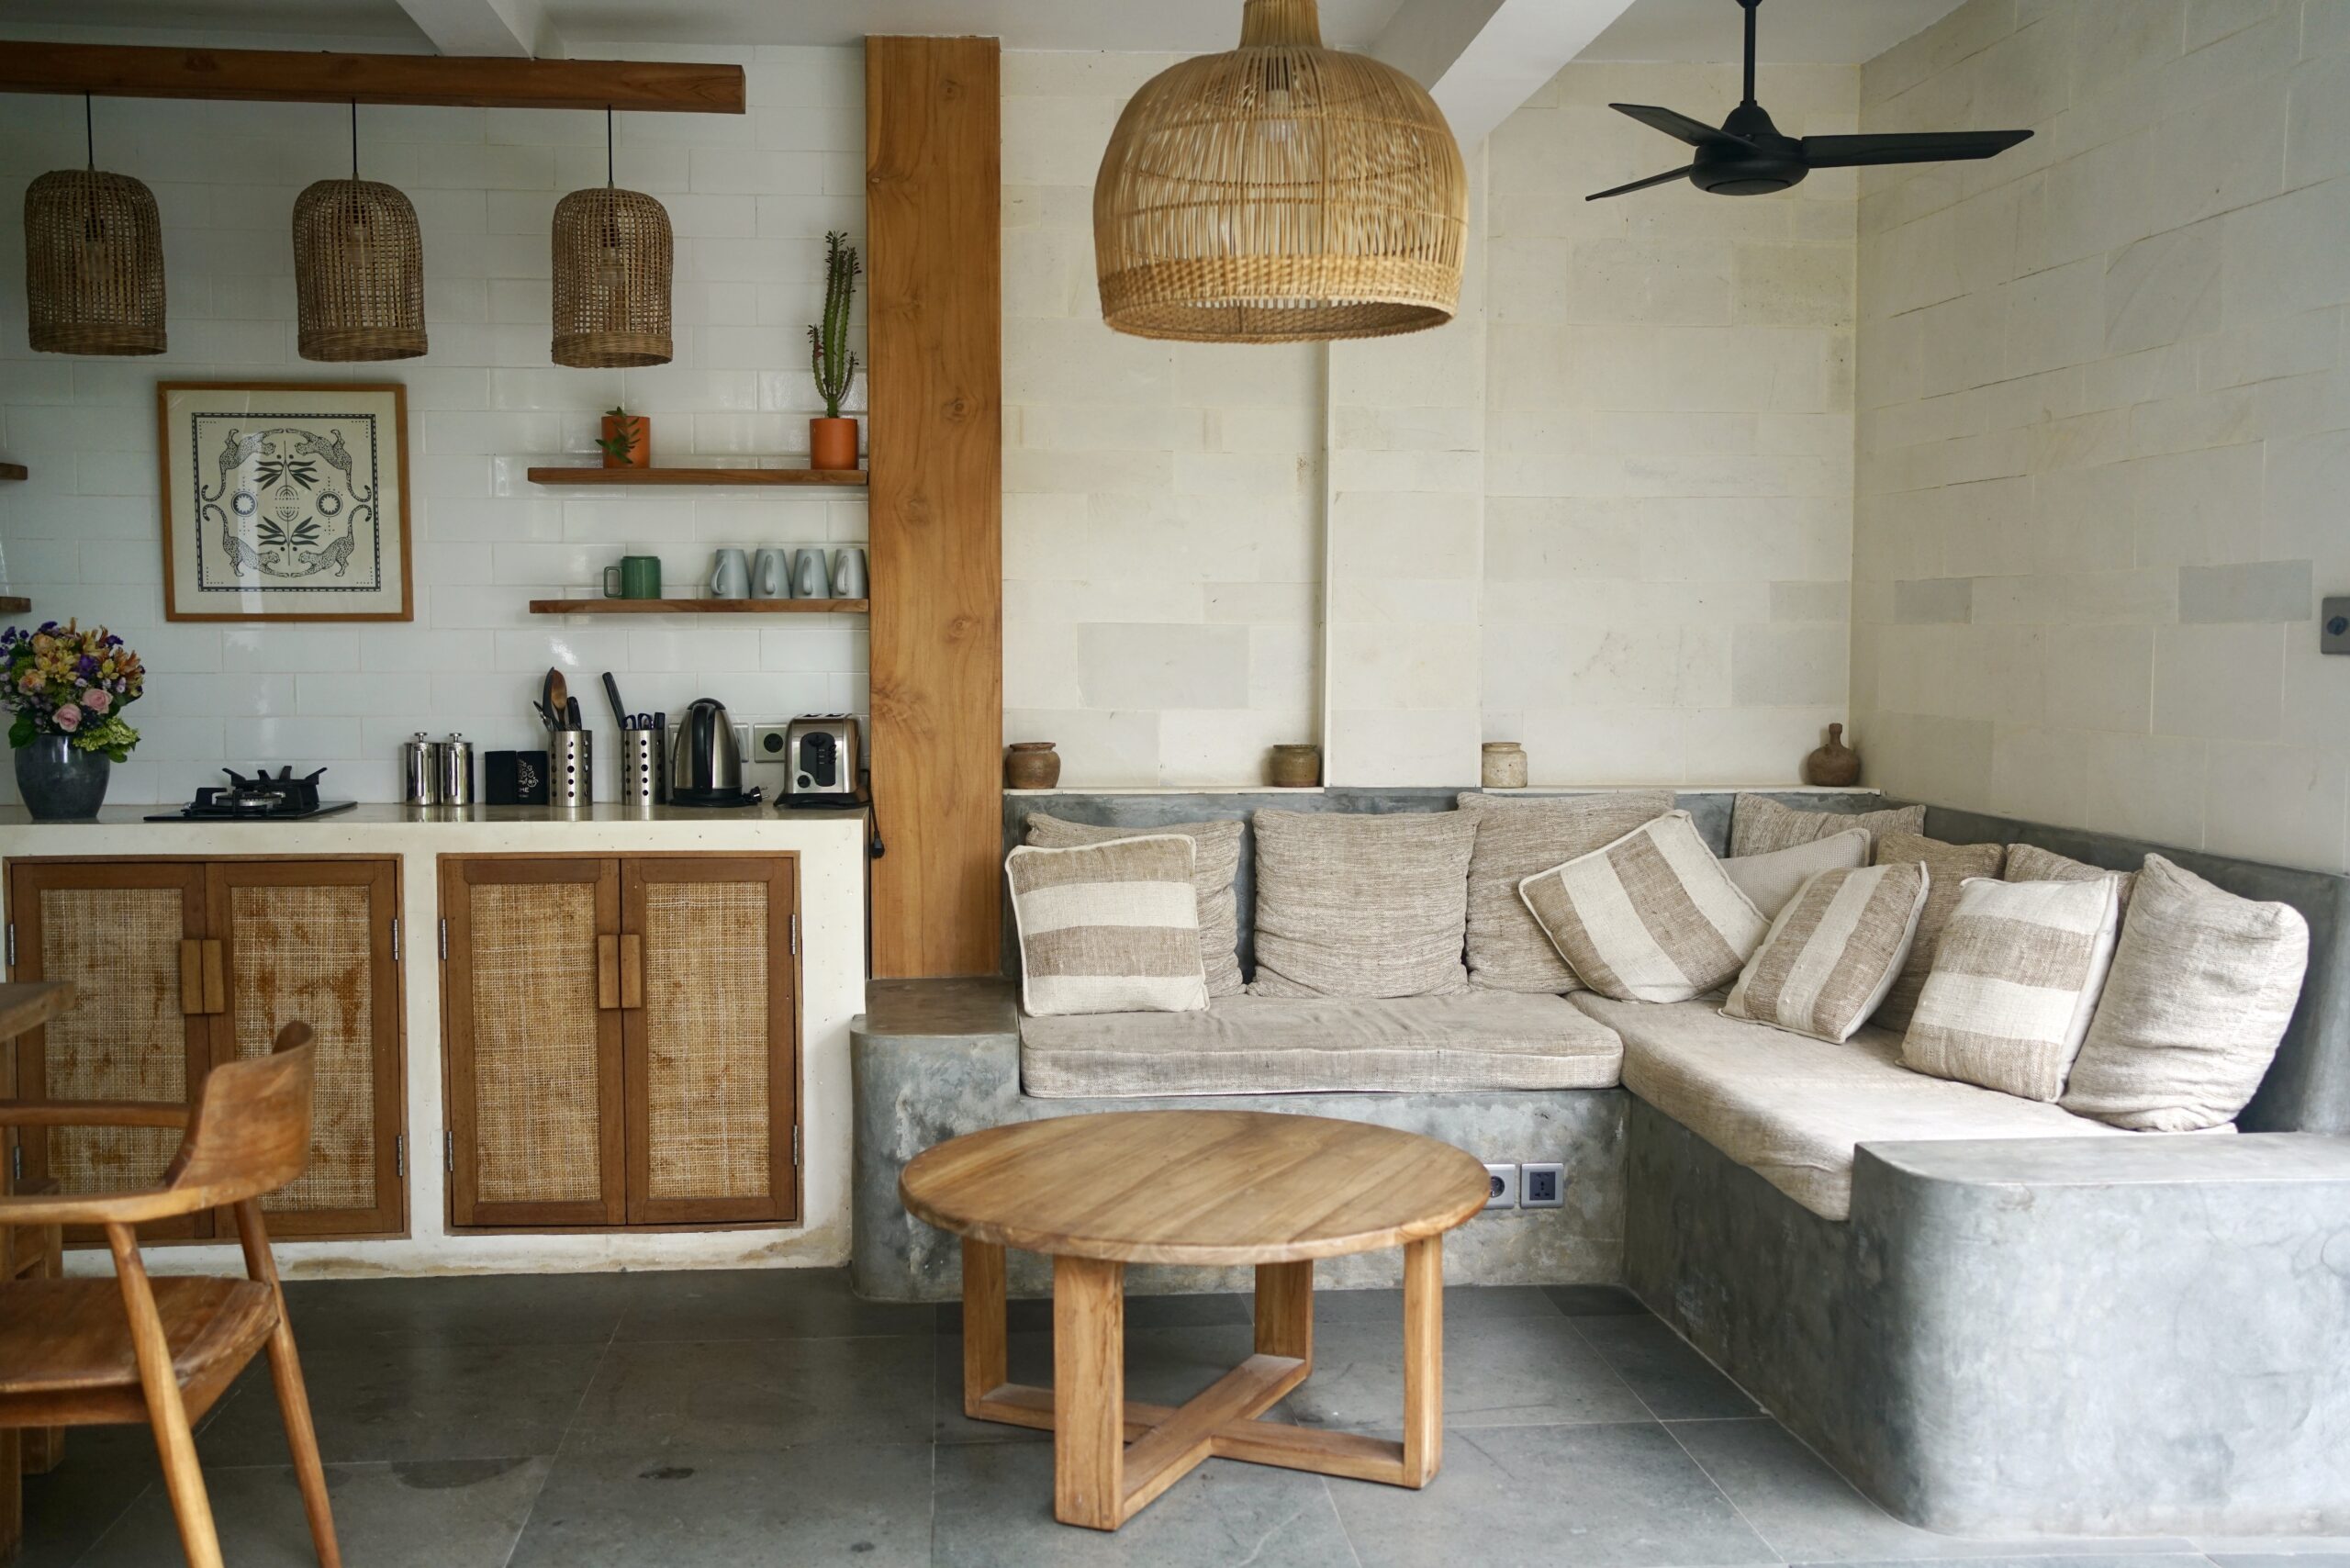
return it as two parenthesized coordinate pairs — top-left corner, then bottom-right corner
(1521, 1161), (1565, 1208)
(1482, 1161), (1519, 1210)
(750, 722), (792, 763)
(2323, 598), (2350, 655)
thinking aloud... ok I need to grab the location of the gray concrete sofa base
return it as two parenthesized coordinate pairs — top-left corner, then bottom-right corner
(1628, 1097), (2350, 1535)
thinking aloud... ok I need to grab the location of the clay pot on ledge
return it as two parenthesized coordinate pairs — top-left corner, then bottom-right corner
(599, 412), (650, 468)
(1267, 744), (1321, 789)
(1803, 723), (1862, 787)
(809, 416), (860, 471)
(1005, 742), (1060, 790)
(1482, 742), (1528, 790)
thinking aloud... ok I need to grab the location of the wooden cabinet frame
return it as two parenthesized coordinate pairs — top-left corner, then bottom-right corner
(440, 853), (802, 1234)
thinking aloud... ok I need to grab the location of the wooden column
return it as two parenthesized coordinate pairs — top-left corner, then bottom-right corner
(865, 36), (1004, 978)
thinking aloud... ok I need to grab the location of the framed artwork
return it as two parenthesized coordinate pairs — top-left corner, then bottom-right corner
(156, 381), (414, 622)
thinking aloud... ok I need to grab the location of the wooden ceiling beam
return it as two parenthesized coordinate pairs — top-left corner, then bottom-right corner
(0, 40), (744, 113)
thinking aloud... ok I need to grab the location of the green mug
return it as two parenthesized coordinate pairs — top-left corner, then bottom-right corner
(603, 555), (661, 599)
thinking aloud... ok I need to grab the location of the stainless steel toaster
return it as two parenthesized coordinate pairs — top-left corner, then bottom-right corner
(781, 714), (862, 804)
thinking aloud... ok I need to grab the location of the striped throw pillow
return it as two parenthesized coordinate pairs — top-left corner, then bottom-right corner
(1870, 831), (2007, 1030)
(1007, 835), (1208, 1017)
(1722, 862), (1930, 1043)
(1900, 876), (2121, 1102)
(1517, 811), (1769, 1003)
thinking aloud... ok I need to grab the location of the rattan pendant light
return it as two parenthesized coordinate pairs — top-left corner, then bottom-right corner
(294, 104), (427, 362)
(24, 95), (165, 356)
(1093, 0), (1467, 343)
(552, 108), (673, 368)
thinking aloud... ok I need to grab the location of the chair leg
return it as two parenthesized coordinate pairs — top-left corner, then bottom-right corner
(106, 1225), (226, 1568)
(237, 1202), (341, 1568)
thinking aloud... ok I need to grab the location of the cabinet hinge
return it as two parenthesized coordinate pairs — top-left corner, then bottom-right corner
(789, 913), (798, 957)
(390, 917), (401, 962)
(395, 1133), (405, 1178)
(444, 1130), (454, 1172)
(439, 919), (449, 962)
(792, 1126), (800, 1167)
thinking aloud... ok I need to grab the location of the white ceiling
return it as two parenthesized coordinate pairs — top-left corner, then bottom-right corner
(0, 0), (1970, 62)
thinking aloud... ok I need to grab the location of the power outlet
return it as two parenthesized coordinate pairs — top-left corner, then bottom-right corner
(1521, 1162), (1566, 1209)
(749, 722), (792, 764)
(1482, 1162), (1519, 1211)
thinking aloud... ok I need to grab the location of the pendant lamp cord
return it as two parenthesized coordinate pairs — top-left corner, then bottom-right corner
(84, 92), (93, 171)
(350, 100), (359, 179)
(605, 106), (614, 187)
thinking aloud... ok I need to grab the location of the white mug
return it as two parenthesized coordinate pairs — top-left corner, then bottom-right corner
(752, 548), (790, 599)
(791, 547), (833, 599)
(831, 547), (868, 599)
(708, 547), (750, 599)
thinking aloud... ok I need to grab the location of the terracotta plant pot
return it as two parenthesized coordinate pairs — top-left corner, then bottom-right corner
(1005, 741), (1060, 790)
(810, 416), (859, 471)
(1803, 722), (1862, 787)
(599, 413), (650, 468)
(1267, 744), (1321, 788)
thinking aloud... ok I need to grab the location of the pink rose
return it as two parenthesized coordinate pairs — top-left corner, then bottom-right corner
(81, 689), (110, 714)
(53, 704), (80, 733)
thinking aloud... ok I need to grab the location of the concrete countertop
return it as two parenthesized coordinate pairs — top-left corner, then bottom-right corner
(0, 801), (870, 855)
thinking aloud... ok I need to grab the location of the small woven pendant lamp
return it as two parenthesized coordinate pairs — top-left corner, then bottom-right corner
(1093, 0), (1467, 343)
(294, 104), (427, 362)
(25, 95), (166, 356)
(552, 107), (674, 368)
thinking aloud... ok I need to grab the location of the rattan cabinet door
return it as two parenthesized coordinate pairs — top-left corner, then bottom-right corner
(621, 857), (800, 1226)
(442, 857), (625, 1228)
(209, 859), (404, 1238)
(6, 862), (214, 1241)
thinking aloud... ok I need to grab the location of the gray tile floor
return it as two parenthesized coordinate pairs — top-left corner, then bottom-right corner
(17, 1270), (2349, 1567)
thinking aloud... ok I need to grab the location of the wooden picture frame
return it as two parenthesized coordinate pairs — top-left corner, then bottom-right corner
(155, 380), (414, 622)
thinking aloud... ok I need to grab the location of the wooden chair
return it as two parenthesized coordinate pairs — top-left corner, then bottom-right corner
(0, 1023), (341, 1568)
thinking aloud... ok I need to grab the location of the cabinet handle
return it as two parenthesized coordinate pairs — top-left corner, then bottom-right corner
(620, 933), (643, 1011)
(597, 935), (621, 1011)
(180, 938), (206, 1015)
(202, 939), (227, 1015)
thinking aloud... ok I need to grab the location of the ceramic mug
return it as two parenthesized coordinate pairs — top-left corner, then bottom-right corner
(603, 554), (661, 599)
(791, 547), (833, 599)
(751, 548), (791, 599)
(708, 547), (751, 600)
(831, 547), (868, 599)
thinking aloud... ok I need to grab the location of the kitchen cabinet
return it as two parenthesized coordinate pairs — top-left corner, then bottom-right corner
(442, 854), (800, 1231)
(6, 857), (406, 1242)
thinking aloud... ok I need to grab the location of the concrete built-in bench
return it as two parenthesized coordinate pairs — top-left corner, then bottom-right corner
(852, 789), (2350, 1536)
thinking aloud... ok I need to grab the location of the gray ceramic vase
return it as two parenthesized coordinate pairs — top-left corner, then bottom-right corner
(15, 735), (110, 820)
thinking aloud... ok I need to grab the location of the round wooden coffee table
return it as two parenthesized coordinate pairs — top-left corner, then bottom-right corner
(900, 1109), (1489, 1531)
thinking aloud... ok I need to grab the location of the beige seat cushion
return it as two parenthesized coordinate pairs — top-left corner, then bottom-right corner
(1730, 796), (1926, 858)
(1021, 991), (1625, 1098)
(1454, 790), (1676, 993)
(1248, 810), (1477, 999)
(1573, 994), (2125, 1221)
(1027, 812), (1246, 996)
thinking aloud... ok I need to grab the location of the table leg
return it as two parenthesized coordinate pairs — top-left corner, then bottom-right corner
(1254, 1260), (1313, 1370)
(0, 1428), (19, 1565)
(959, 1238), (1007, 1417)
(1053, 1255), (1125, 1530)
(1402, 1235), (1442, 1487)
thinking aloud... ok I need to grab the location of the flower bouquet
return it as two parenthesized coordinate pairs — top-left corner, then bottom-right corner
(3, 621), (143, 759)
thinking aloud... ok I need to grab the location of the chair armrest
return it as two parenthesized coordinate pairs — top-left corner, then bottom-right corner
(0, 1187), (192, 1228)
(0, 1100), (191, 1130)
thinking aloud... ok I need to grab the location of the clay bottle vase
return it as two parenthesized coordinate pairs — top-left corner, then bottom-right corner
(599, 412), (650, 468)
(809, 416), (859, 471)
(1803, 723), (1862, 787)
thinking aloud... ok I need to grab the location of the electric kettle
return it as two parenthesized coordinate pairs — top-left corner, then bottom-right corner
(668, 697), (761, 808)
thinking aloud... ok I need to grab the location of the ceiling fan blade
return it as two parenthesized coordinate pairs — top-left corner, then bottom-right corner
(1609, 103), (1756, 151)
(1800, 129), (2032, 168)
(1585, 165), (1697, 202)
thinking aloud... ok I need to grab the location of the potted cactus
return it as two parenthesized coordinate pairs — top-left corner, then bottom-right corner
(808, 230), (861, 471)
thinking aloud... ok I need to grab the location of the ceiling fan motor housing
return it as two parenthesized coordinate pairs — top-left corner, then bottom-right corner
(1690, 104), (1806, 196)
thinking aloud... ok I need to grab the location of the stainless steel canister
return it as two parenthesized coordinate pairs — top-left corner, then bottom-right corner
(401, 733), (441, 806)
(434, 734), (475, 806)
(620, 727), (664, 806)
(553, 730), (592, 807)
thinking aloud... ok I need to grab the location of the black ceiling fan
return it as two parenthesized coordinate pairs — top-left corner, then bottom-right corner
(1587, 0), (2032, 201)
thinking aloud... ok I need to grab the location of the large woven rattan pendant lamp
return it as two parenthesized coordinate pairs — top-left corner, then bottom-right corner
(294, 104), (427, 362)
(552, 107), (673, 368)
(1093, 0), (1467, 343)
(24, 95), (165, 356)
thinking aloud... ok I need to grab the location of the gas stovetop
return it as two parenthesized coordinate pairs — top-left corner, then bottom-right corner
(145, 767), (358, 822)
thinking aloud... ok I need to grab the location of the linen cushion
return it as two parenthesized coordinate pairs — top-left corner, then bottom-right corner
(1870, 831), (2009, 1030)
(1721, 829), (1869, 919)
(1453, 790), (1675, 993)
(1248, 810), (1477, 999)
(1020, 991), (1625, 1098)
(2005, 842), (2138, 912)
(1729, 795), (1927, 857)
(1026, 812), (1245, 997)
(1900, 876), (2121, 1102)
(1575, 995), (2122, 1221)
(1722, 862), (1930, 1043)
(2062, 854), (2309, 1131)
(1006, 836), (1207, 1017)
(1518, 810), (1769, 1004)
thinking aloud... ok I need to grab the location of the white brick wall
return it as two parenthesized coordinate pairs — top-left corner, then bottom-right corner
(0, 41), (867, 806)
(1852, 0), (2350, 872)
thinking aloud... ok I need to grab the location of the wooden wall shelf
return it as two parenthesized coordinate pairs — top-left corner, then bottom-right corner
(529, 598), (868, 616)
(0, 465), (26, 482)
(0, 598), (31, 615)
(527, 466), (867, 488)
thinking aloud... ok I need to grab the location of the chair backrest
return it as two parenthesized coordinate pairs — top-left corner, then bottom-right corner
(160, 1023), (317, 1208)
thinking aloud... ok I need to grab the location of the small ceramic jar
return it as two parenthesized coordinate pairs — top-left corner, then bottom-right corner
(1267, 744), (1321, 788)
(1482, 741), (1528, 790)
(1004, 741), (1060, 790)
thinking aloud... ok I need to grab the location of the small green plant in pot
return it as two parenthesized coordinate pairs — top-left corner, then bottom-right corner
(598, 406), (649, 468)
(808, 230), (861, 470)
(3, 621), (143, 820)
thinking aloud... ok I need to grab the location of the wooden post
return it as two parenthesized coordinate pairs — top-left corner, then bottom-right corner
(960, 1238), (1008, 1415)
(865, 36), (1004, 979)
(1255, 1260), (1314, 1369)
(1053, 1255), (1125, 1529)
(1401, 1235), (1443, 1486)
